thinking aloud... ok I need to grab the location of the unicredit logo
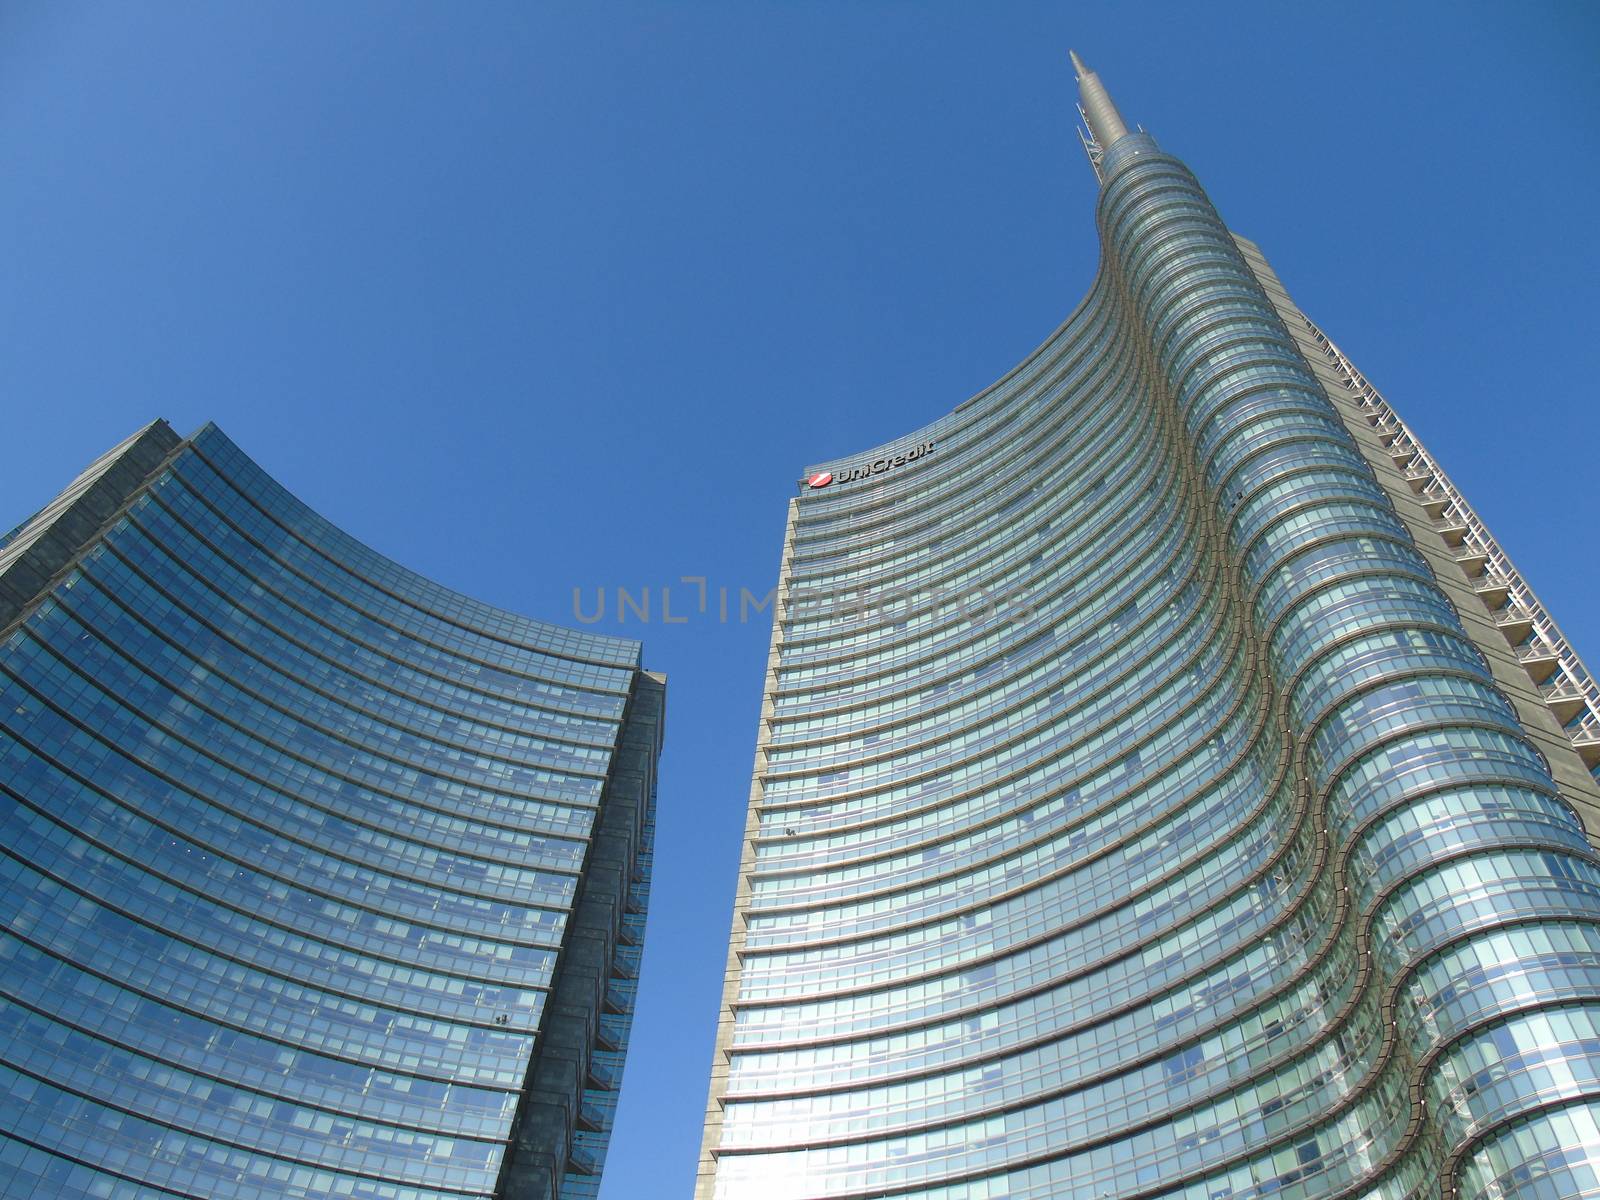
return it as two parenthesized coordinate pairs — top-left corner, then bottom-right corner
(803, 442), (935, 491)
(828, 441), (935, 485)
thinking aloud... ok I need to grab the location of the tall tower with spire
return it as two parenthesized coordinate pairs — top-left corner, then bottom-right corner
(694, 52), (1600, 1200)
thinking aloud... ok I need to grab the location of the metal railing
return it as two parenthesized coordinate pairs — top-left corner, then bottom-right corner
(1299, 316), (1600, 767)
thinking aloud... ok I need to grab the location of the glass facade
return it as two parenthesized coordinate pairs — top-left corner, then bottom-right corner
(696, 82), (1600, 1200)
(0, 421), (664, 1200)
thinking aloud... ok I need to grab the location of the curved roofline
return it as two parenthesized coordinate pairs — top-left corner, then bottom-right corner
(798, 270), (1116, 483)
(190, 421), (644, 671)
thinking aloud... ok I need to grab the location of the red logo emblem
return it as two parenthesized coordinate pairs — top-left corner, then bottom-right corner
(808, 472), (833, 489)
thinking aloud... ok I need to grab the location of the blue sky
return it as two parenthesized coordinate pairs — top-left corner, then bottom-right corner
(3, 3), (1597, 1195)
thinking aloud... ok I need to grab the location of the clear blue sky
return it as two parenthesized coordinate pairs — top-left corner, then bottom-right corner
(3, 3), (1597, 1196)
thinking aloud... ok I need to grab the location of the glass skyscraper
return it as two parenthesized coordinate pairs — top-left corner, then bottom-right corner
(0, 420), (664, 1200)
(696, 55), (1600, 1200)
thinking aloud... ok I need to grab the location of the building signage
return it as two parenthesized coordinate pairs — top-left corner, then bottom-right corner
(808, 441), (935, 488)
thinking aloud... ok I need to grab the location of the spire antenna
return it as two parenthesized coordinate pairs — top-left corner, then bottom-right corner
(1070, 49), (1131, 182)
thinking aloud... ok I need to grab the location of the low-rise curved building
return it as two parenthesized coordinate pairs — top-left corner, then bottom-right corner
(696, 55), (1600, 1200)
(0, 421), (663, 1200)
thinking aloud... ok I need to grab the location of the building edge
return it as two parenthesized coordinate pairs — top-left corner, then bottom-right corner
(693, 497), (800, 1200)
(1233, 235), (1600, 846)
(499, 668), (666, 1200)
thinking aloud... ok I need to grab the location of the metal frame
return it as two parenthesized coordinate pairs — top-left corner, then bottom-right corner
(1076, 103), (1105, 182)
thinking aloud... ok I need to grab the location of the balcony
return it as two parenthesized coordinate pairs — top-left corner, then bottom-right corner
(1495, 606), (1537, 645)
(1473, 572), (1512, 610)
(1517, 640), (1561, 685)
(1545, 680), (1591, 727)
(1452, 544), (1490, 577)
(1429, 513), (1470, 545)
(1419, 492), (1452, 519)
(1573, 723), (1600, 772)
(1404, 463), (1437, 493)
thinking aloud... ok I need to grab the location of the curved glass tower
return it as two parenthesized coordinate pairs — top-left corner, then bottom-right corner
(0, 421), (664, 1200)
(696, 56), (1600, 1200)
